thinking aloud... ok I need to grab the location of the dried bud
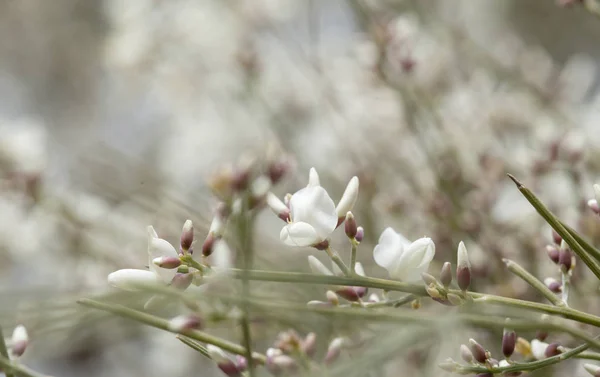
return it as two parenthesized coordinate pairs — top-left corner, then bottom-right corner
(421, 273), (439, 286)
(558, 248), (573, 273)
(153, 256), (182, 269)
(440, 262), (452, 287)
(469, 338), (487, 363)
(460, 344), (474, 363)
(546, 245), (560, 264)
(344, 212), (358, 239)
(170, 273), (193, 291)
(180, 220), (194, 253)
(584, 363), (600, 377)
(551, 229), (562, 245)
(355, 227), (364, 243)
(10, 325), (28, 358)
(544, 277), (562, 293)
(267, 192), (290, 222)
(456, 241), (472, 291)
(324, 337), (346, 364)
(545, 342), (562, 357)
(167, 314), (203, 332)
(502, 328), (517, 358)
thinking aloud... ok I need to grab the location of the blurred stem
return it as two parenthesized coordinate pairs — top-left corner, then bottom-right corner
(350, 242), (358, 275)
(364, 295), (416, 308)
(0, 325), (15, 377)
(503, 258), (564, 306)
(176, 335), (210, 358)
(0, 354), (52, 377)
(562, 272), (571, 306)
(560, 222), (600, 263)
(507, 174), (600, 281)
(325, 247), (351, 276)
(77, 299), (267, 364)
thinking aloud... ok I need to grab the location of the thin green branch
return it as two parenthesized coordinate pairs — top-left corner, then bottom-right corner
(176, 335), (210, 358)
(77, 299), (267, 364)
(560, 222), (600, 263)
(0, 354), (53, 377)
(350, 242), (358, 275)
(325, 247), (351, 276)
(0, 325), (15, 377)
(507, 174), (600, 281)
(503, 258), (564, 306)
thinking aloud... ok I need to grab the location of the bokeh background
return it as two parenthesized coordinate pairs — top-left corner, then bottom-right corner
(2, 0), (600, 376)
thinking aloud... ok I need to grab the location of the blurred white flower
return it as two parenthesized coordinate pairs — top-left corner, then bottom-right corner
(10, 324), (28, 357)
(0, 118), (46, 175)
(373, 228), (435, 282)
(530, 339), (548, 360)
(108, 226), (179, 290)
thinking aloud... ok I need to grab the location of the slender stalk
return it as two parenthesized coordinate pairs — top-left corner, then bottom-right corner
(561, 222), (600, 263)
(77, 299), (267, 363)
(176, 335), (210, 358)
(562, 272), (570, 306)
(507, 174), (600, 281)
(0, 325), (15, 377)
(363, 295), (416, 308)
(350, 242), (358, 275)
(503, 258), (564, 306)
(325, 247), (351, 276)
(0, 355), (53, 377)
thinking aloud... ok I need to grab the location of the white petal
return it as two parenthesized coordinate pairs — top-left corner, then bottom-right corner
(148, 237), (179, 283)
(280, 222), (320, 247)
(307, 167), (320, 187)
(289, 186), (337, 239)
(251, 175), (271, 198)
(147, 225), (158, 240)
(457, 241), (470, 269)
(391, 237), (435, 282)
(266, 192), (288, 215)
(335, 176), (359, 218)
(308, 255), (333, 275)
(108, 269), (160, 290)
(373, 227), (405, 270)
(531, 339), (548, 360)
(354, 262), (366, 277)
(207, 345), (230, 364)
(209, 215), (224, 236)
(212, 239), (233, 269)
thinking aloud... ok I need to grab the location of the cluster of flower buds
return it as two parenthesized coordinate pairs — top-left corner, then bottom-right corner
(587, 184), (600, 215)
(207, 345), (248, 377)
(545, 230), (575, 281)
(10, 325), (28, 358)
(307, 256), (367, 303)
(264, 330), (317, 375)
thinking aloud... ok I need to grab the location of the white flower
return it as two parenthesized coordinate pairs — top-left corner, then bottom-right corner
(530, 339), (548, 360)
(108, 226), (180, 290)
(335, 176), (359, 218)
(373, 227), (435, 282)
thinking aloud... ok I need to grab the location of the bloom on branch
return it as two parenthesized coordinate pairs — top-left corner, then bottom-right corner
(373, 227), (435, 282)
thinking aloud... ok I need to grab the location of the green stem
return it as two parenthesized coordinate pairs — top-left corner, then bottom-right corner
(325, 247), (351, 276)
(0, 355), (52, 377)
(350, 243), (357, 275)
(561, 222), (600, 263)
(176, 335), (210, 358)
(0, 325), (15, 377)
(238, 201), (256, 377)
(77, 299), (267, 364)
(507, 174), (600, 281)
(503, 258), (564, 306)
(364, 295), (416, 308)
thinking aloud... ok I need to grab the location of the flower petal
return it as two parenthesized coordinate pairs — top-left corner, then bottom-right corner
(308, 255), (333, 275)
(108, 269), (160, 291)
(148, 237), (179, 283)
(307, 167), (320, 187)
(289, 186), (337, 239)
(390, 237), (435, 282)
(280, 222), (320, 247)
(373, 227), (405, 269)
(335, 176), (359, 218)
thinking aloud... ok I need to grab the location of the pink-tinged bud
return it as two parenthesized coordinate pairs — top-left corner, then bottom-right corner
(335, 176), (359, 218)
(335, 286), (367, 302)
(167, 314), (203, 332)
(438, 358), (458, 372)
(344, 212), (357, 239)
(544, 277), (562, 293)
(545, 342), (562, 357)
(546, 245), (560, 264)
(460, 344), (473, 363)
(301, 333), (317, 357)
(207, 345), (244, 377)
(551, 229), (562, 245)
(267, 192), (290, 222)
(326, 290), (340, 306)
(10, 325), (28, 358)
(324, 337), (346, 365)
(268, 160), (290, 185)
(456, 241), (471, 291)
(588, 199), (600, 215)
(469, 338), (487, 363)
(170, 273), (193, 291)
(502, 328), (517, 358)
(355, 227), (364, 243)
(153, 256), (182, 269)
(535, 330), (548, 341)
(202, 233), (217, 257)
(440, 262), (452, 288)
(231, 167), (250, 192)
(180, 220), (194, 252)
(558, 248), (573, 273)
(584, 363), (600, 377)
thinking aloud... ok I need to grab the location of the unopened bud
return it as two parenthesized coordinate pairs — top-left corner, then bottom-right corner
(551, 229), (562, 245)
(168, 314), (203, 332)
(207, 345), (245, 377)
(535, 330), (548, 341)
(268, 160), (290, 185)
(326, 290), (340, 306)
(180, 220), (194, 252)
(202, 233), (217, 257)
(447, 293), (464, 306)
(324, 337), (346, 364)
(545, 342), (561, 357)
(502, 327), (517, 358)
(544, 277), (562, 293)
(531, 339), (549, 360)
(266, 350), (297, 375)
(588, 199), (600, 215)
(456, 241), (472, 291)
(546, 245), (560, 264)
(460, 344), (473, 363)
(515, 337), (532, 357)
(584, 363), (600, 377)
(469, 338), (487, 363)
(336, 286), (367, 302)
(421, 273), (438, 286)
(440, 262), (452, 287)
(558, 248), (573, 273)
(10, 325), (28, 358)
(425, 284), (443, 300)
(267, 192), (290, 222)
(344, 212), (357, 239)
(355, 227), (364, 243)
(335, 176), (359, 219)
(170, 273), (193, 291)
(301, 333), (317, 357)
(153, 256), (182, 269)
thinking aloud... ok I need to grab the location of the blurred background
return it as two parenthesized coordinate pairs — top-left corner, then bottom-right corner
(2, 0), (600, 376)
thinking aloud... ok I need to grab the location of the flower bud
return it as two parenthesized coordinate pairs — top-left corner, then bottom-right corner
(153, 256), (182, 269)
(584, 363), (600, 377)
(544, 277), (562, 293)
(326, 290), (339, 306)
(324, 337), (346, 364)
(268, 160), (290, 185)
(456, 241), (471, 291)
(336, 176), (359, 219)
(558, 248), (573, 273)
(531, 339), (549, 360)
(545, 342), (561, 357)
(551, 229), (562, 245)
(180, 220), (194, 253)
(355, 227), (364, 243)
(10, 325), (28, 358)
(546, 245), (560, 264)
(167, 314), (203, 332)
(301, 333), (317, 357)
(207, 345), (245, 377)
(421, 273), (438, 286)
(209, 215), (225, 238)
(267, 192), (290, 222)
(438, 358), (458, 372)
(336, 286), (367, 302)
(502, 328), (517, 358)
(469, 338), (487, 363)
(535, 330), (548, 341)
(588, 199), (600, 215)
(460, 344), (473, 363)
(440, 262), (452, 288)
(485, 358), (499, 369)
(344, 212), (357, 239)
(170, 273), (193, 291)
(266, 348), (297, 375)
(425, 284), (443, 300)
(202, 233), (217, 257)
